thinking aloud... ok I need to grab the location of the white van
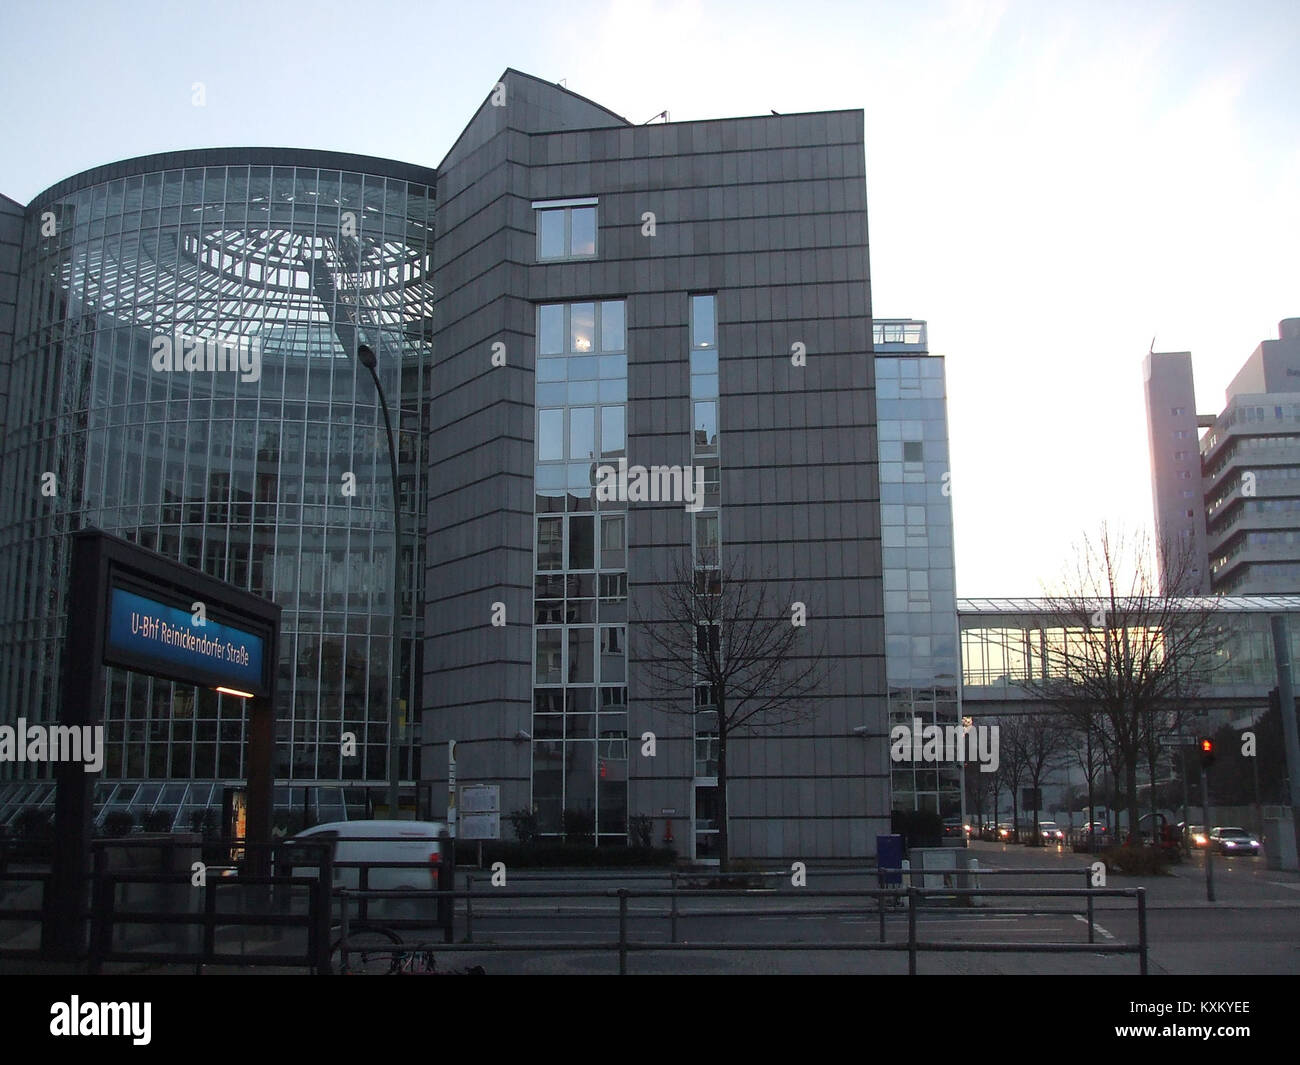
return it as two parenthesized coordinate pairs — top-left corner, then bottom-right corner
(282, 820), (448, 924)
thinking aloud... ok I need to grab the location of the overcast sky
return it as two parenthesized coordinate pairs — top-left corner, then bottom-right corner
(2, 0), (1297, 596)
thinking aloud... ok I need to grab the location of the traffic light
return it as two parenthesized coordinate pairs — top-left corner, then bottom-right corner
(1199, 737), (1215, 769)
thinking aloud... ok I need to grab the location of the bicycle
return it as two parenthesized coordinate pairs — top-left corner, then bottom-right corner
(330, 924), (438, 974)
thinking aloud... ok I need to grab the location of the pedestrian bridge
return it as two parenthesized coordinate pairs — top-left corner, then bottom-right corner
(958, 595), (1300, 716)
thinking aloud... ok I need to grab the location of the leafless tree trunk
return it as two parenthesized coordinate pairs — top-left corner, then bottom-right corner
(634, 550), (825, 870)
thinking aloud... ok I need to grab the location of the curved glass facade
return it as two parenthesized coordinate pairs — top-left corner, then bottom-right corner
(0, 150), (435, 830)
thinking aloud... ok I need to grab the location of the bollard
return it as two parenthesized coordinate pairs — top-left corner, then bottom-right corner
(907, 886), (918, 975)
(1137, 888), (1148, 976)
(466, 874), (474, 944)
(878, 888), (886, 944)
(1085, 867), (1095, 944)
(199, 876), (217, 975)
(617, 889), (629, 975)
(337, 889), (351, 974)
(670, 872), (678, 944)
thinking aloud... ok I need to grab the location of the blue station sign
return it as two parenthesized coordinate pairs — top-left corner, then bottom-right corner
(105, 586), (268, 696)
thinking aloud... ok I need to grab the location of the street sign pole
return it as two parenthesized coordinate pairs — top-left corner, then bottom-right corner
(447, 739), (457, 839)
(1200, 767), (1215, 902)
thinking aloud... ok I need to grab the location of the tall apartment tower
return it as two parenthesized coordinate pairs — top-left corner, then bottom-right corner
(1143, 350), (1211, 592)
(1145, 318), (1300, 594)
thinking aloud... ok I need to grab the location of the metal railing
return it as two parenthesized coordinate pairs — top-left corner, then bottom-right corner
(333, 879), (1148, 976)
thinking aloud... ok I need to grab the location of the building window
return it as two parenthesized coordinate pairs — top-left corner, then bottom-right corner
(903, 441), (924, 463)
(691, 294), (717, 349)
(534, 198), (598, 261)
(1171, 406), (1187, 416)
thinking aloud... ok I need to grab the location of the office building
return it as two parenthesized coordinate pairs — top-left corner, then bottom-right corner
(872, 320), (961, 818)
(1145, 318), (1300, 594)
(425, 72), (887, 860)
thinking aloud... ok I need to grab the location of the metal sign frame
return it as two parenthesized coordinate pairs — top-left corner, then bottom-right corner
(47, 528), (281, 956)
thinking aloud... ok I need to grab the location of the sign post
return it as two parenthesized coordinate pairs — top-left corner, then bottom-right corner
(447, 740), (457, 839)
(458, 784), (501, 866)
(45, 529), (279, 957)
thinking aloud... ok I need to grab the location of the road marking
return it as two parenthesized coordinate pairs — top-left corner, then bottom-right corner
(1265, 881), (1300, 892)
(1073, 914), (1114, 939)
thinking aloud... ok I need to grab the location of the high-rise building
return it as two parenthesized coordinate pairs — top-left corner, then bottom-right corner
(1145, 318), (1300, 594)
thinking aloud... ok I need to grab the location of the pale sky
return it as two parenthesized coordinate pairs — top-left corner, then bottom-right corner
(2, 0), (1297, 595)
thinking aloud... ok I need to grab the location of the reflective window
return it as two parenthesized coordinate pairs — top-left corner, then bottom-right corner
(537, 517), (563, 570)
(571, 208), (597, 255)
(538, 209), (566, 259)
(569, 407), (595, 460)
(691, 294), (716, 348)
(693, 402), (718, 452)
(571, 303), (595, 352)
(535, 203), (598, 261)
(601, 300), (626, 352)
(538, 409), (564, 461)
(601, 406), (625, 456)
(539, 304), (565, 355)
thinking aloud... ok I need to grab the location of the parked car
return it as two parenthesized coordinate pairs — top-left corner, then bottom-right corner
(1209, 827), (1260, 857)
(281, 819), (449, 922)
(1038, 820), (1065, 843)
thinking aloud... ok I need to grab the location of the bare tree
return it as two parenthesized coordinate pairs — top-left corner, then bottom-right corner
(997, 716), (1030, 838)
(1014, 711), (1071, 844)
(1019, 525), (1226, 845)
(634, 549), (825, 870)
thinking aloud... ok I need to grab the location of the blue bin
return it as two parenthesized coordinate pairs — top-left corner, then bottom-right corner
(877, 834), (904, 887)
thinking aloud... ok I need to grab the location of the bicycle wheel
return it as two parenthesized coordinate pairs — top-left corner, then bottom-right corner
(331, 924), (401, 974)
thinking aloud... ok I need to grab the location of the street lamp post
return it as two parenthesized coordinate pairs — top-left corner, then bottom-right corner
(357, 343), (402, 819)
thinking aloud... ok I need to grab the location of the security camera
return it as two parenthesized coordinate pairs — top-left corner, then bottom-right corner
(513, 729), (532, 742)
(852, 725), (871, 736)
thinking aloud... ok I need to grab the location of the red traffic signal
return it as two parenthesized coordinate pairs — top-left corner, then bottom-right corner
(1199, 737), (1215, 768)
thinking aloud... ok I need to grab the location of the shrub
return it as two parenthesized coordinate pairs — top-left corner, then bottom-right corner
(628, 814), (654, 849)
(14, 808), (52, 840)
(103, 811), (136, 838)
(507, 807), (540, 844)
(190, 809), (219, 836)
(562, 808), (595, 846)
(1098, 845), (1175, 876)
(141, 810), (174, 833)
